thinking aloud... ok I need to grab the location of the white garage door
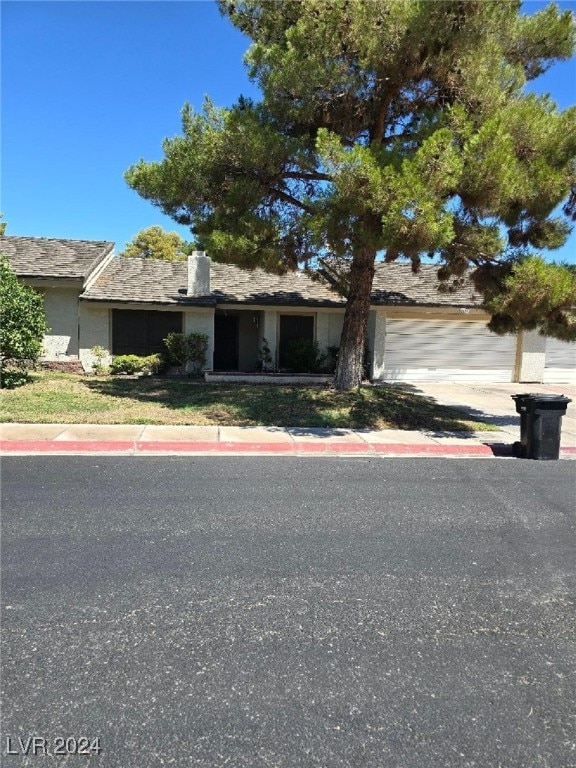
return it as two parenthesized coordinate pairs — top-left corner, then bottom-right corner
(382, 318), (517, 382)
(543, 338), (576, 384)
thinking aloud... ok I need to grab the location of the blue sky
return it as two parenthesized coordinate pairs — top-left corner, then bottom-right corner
(2, 0), (575, 262)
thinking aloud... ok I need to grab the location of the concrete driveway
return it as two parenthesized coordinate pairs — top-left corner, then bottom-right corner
(397, 381), (576, 446)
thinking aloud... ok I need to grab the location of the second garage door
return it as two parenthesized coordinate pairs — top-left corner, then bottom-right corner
(543, 338), (576, 384)
(382, 318), (517, 382)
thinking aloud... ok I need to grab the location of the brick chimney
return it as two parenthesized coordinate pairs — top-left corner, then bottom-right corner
(187, 251), (211, 296)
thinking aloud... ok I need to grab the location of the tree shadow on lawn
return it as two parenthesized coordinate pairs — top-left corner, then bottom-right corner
(84, 377), (493, 432)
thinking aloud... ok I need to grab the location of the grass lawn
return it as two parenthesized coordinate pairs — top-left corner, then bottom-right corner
(0, 372), (496, 431)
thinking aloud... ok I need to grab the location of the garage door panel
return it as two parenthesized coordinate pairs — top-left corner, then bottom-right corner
(382, 319), (515, 381)
(544, 338), (576, 383)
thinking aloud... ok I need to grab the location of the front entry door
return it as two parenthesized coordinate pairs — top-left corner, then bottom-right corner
(214, 315), (239, 371)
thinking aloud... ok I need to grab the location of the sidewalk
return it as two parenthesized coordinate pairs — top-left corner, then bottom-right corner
(2, 423), (576, 458)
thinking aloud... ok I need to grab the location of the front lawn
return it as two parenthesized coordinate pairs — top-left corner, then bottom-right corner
(0, 372), (496, 431)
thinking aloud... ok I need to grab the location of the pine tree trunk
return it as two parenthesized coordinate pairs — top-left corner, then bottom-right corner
(333, 248), (376, 391)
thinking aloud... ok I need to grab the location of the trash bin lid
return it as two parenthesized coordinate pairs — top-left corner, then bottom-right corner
(513, 393), (571, 400)
(526, 394), (572, 412)
(527, 393), (571, 400)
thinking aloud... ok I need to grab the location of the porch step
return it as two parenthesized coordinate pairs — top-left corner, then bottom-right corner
(205, 372), (333, 385)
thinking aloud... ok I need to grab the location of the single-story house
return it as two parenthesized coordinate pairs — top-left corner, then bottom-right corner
(2, 234), (574, 383)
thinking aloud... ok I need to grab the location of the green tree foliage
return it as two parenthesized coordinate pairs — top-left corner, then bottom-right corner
(485, 256), (576, 341)
(0, 253), (47, 386)
(0, 214), (7, 235)
(120, 225), (194, 261)
(126, 0), (576, 388)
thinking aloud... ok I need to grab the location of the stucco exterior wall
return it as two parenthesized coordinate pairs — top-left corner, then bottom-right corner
(517, 330), (546, 383)
(78, 303), (111, 370)
(41, 288), (80, 359)
(184, 309), (215, 370)
(261, 310), (278, 367)
(370, 311), (387, 380)
(315, 311), (344, 353)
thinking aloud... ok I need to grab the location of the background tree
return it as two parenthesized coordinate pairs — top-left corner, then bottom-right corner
(0, 214), (7, 234)
(126, 0), (576, 389)
(120, 225), (194, 261)
(0, 253), (47, 387)
(484, 255), (576, 341)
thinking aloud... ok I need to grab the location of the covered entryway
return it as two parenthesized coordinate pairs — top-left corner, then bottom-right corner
(213, 311), (262, 371)
(381, 318), (517, 382)
(543, 338), (576, 384)
(278, 315), (314, 369)
(214, 314), (240, 371)
(112, 310), (182, 356)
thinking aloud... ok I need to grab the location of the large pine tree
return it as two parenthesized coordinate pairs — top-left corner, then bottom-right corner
(126, 0), (576, 389)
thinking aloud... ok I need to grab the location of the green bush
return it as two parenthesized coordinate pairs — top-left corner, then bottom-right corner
(143, 353), (168, 375)
(164, 332), (188, 367)
(91, 345), (109, 375)
(258, 337), (274, 372)
(0, 252), (47, 387)
(0, 364), (30, 389)
(283, 339), (326, 373)
(185, 333), (209, 375)
(164, 332), (208, 375)
(109, 355), (147, 375)
(109, 354), (168, 376)
(325, 346), (339, 374)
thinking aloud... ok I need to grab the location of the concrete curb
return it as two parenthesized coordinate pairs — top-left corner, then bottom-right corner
(3, 438), (576, 458)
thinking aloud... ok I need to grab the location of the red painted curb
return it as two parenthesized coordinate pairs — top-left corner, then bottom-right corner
(290, 441), (376, 454)
(371, 442), (492, 455)
(1, 440), (574, 457)
(135, 440), (219, 453)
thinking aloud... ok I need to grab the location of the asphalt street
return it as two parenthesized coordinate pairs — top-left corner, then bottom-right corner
(1, 457), (575, 768)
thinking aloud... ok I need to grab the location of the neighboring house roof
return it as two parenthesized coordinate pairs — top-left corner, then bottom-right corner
(80, 257), (346, 307)
(0, 235), (114, 280)
(371, 263), (482, 307)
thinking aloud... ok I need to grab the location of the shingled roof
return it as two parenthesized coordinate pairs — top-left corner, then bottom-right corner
(80, 258), (215, 306)
(371, 263), (482, 307)
(81, 257), (346, 307)
(211, 262), (345, 306)
(1, 235), (114, 280)
(81, 256), (482, 308)
(3, 232), (482, 309)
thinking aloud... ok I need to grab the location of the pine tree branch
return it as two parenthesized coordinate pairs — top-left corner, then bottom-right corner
(283, 170), (333, 182)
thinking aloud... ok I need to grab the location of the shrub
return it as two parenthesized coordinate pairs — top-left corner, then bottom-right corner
(91, 345), (109, 375)
(109, 354), (168, 376)
(283, 339), (326, 373)
(164, 332), (208, 376)
(258, 337), (274, 372)
(164, 332), (188, 367)
(109, 355), (147, 375)
(325, 346), (339, 374)
(0, 252), (47, 387)
(143, 353), (168, 375)
(185, 333), (209, 375)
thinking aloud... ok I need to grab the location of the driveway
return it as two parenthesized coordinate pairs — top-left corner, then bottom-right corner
(397, 381), (576, 445)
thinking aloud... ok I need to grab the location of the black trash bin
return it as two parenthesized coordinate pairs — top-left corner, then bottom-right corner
(511, 393), (533, 458)
(512, 393), (572, 460)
